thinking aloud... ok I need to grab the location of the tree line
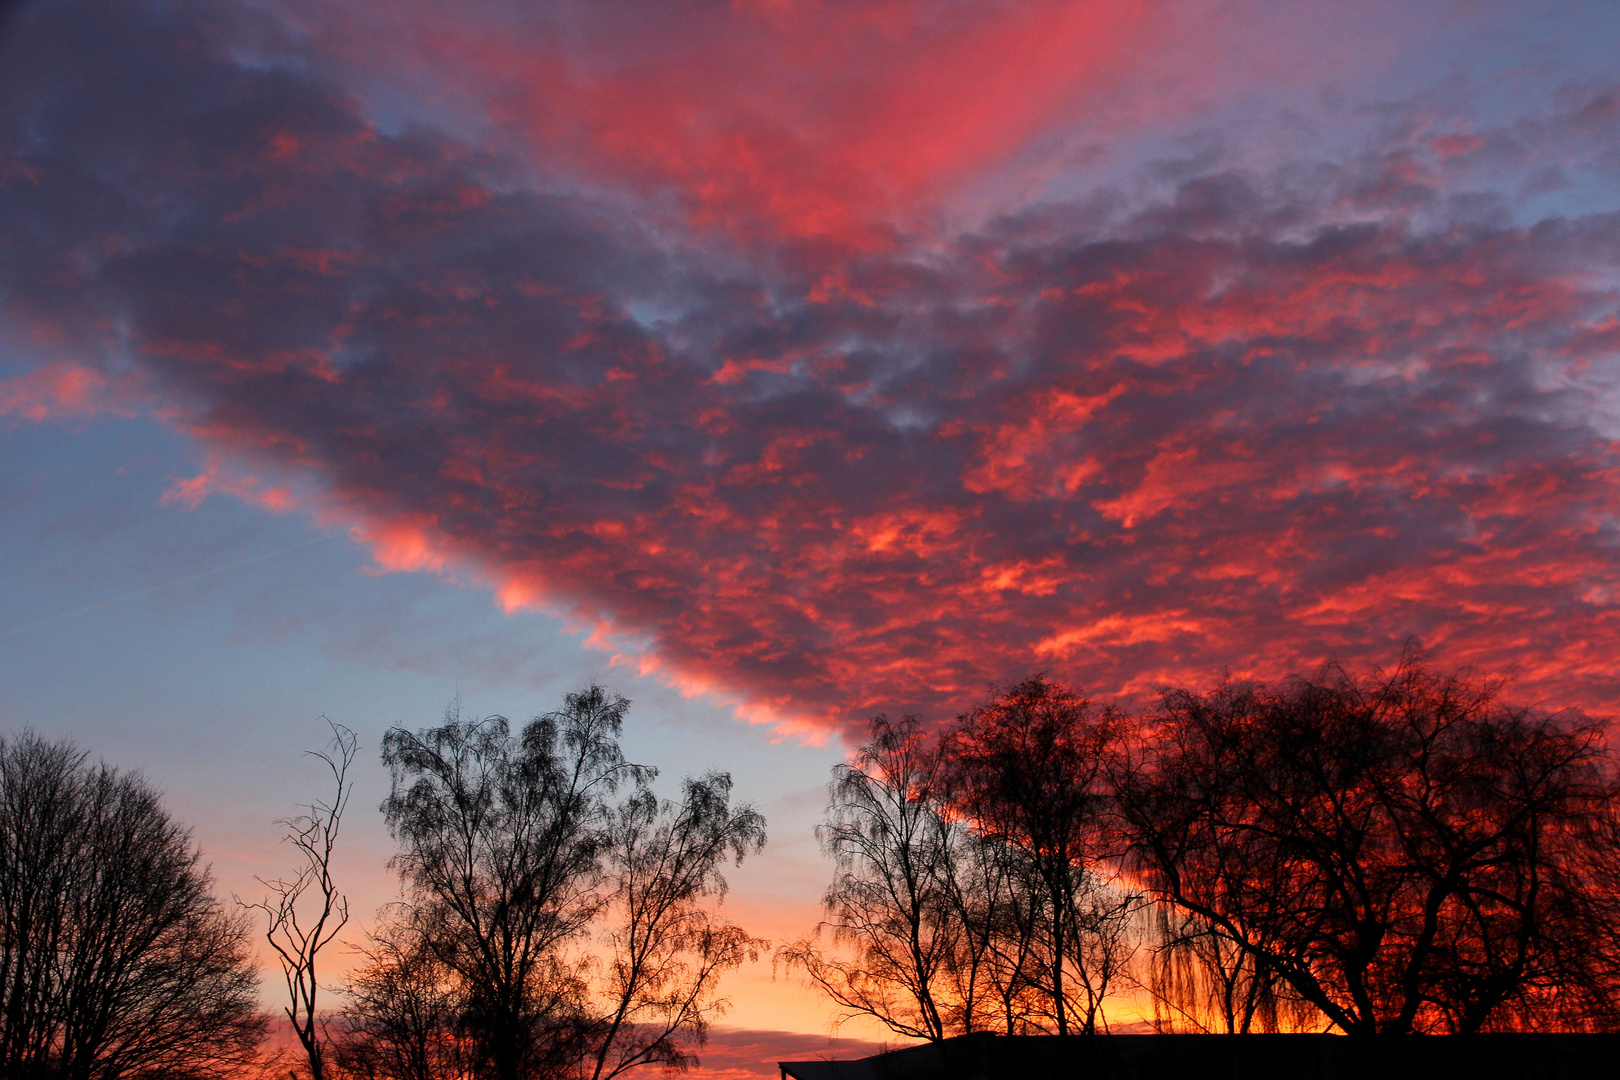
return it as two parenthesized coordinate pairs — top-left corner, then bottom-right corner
(783, 653), (1620, 1039)
(7, 656), (1620, 1079)
(0, 686), (765, 1080)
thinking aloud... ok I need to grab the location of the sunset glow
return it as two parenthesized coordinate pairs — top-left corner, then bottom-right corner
(5, 0), (1620, 1067)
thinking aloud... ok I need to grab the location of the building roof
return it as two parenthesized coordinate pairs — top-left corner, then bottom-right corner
(778, 1031), (1620, 1080)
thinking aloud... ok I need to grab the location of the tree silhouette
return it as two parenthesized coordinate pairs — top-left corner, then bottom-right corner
(0, 732), (265, 1079)
(793, 659), (1620, 1040)
(1116, 654), (1615, 1035)
(780, 715), (964, 1041)
(336, 910), (474, 1080)
(360, 686), (767, 1080)
(789, 685), (1145, 1041)
(242, 719), (357, 1080)
(945, 677), (1144, 1035)
(380, 690), (643, 1080)
(586, 771), (767, 1080)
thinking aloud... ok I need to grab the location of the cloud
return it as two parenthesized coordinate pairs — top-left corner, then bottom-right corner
(293, 0), (1174, 252)
(0, 361), (132, 422)
(5, 0), (1620, 736)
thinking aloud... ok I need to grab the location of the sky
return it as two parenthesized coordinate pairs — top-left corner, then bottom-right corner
(5, 0), (1620, 1070)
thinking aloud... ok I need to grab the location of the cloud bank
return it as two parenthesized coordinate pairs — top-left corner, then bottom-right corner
(5, 0), (1620, 734)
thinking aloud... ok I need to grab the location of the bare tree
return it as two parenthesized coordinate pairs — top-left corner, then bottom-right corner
(1145, 906), (1317, 1034)
(941, 830), (1046, 1035)
(379, 688), (651, 1080)
(790, 696), (1145, 1042)
(243, 719), (357, 1080)
(945, 677), (1144, 1035)
(1116, 654), (1614, 1035)
(359, 688), (772, 1080)
(779, 715), (964, 1042)
(789, 662), (1620, 1040)
(1560, 780), (1620, 1030)
(0, 731), (266, 1080)
(335, 909), (475, 1080)
(586, 771), (767, 1080)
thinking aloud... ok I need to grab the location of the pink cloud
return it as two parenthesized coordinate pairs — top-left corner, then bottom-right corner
(6, 0), (1620, 738)
(0, 362), (134, 423)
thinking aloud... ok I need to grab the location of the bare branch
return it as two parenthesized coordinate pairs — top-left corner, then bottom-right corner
(242, 718), (357, 1080)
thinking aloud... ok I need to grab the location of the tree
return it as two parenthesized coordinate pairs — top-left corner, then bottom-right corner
(1116, 654), (1615, 1036)
(586, 771), (767, 1080)
(380, 689), (647, 1080)
(0, 731), (265, 1080)
(371, 686), (767, 1080)
(1563, 782), (1620, 1030)
(335, 910), (474, 1080)
(1143, 906), (1315, 1034)
(944, 677), (1144, 1036)
(789, 693), (1144, 1042)
(242, 719), (357, 1080)
(779, 715), (965, 1042)
(939, 823), (1048, 1035)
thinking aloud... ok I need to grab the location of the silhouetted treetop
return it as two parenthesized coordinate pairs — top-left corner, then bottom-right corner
(1116, 653), (1616, 1035)
(352, 686), (766, 1080)
(789, 656), (1620, 1040)
(0, 732), (265, 1080)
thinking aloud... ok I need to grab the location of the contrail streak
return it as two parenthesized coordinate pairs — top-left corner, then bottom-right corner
(0, 533), (337, 640)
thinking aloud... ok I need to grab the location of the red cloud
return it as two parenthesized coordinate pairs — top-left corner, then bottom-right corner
(317, 0), (1168, 251)
(6, 0), (1620, 737)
